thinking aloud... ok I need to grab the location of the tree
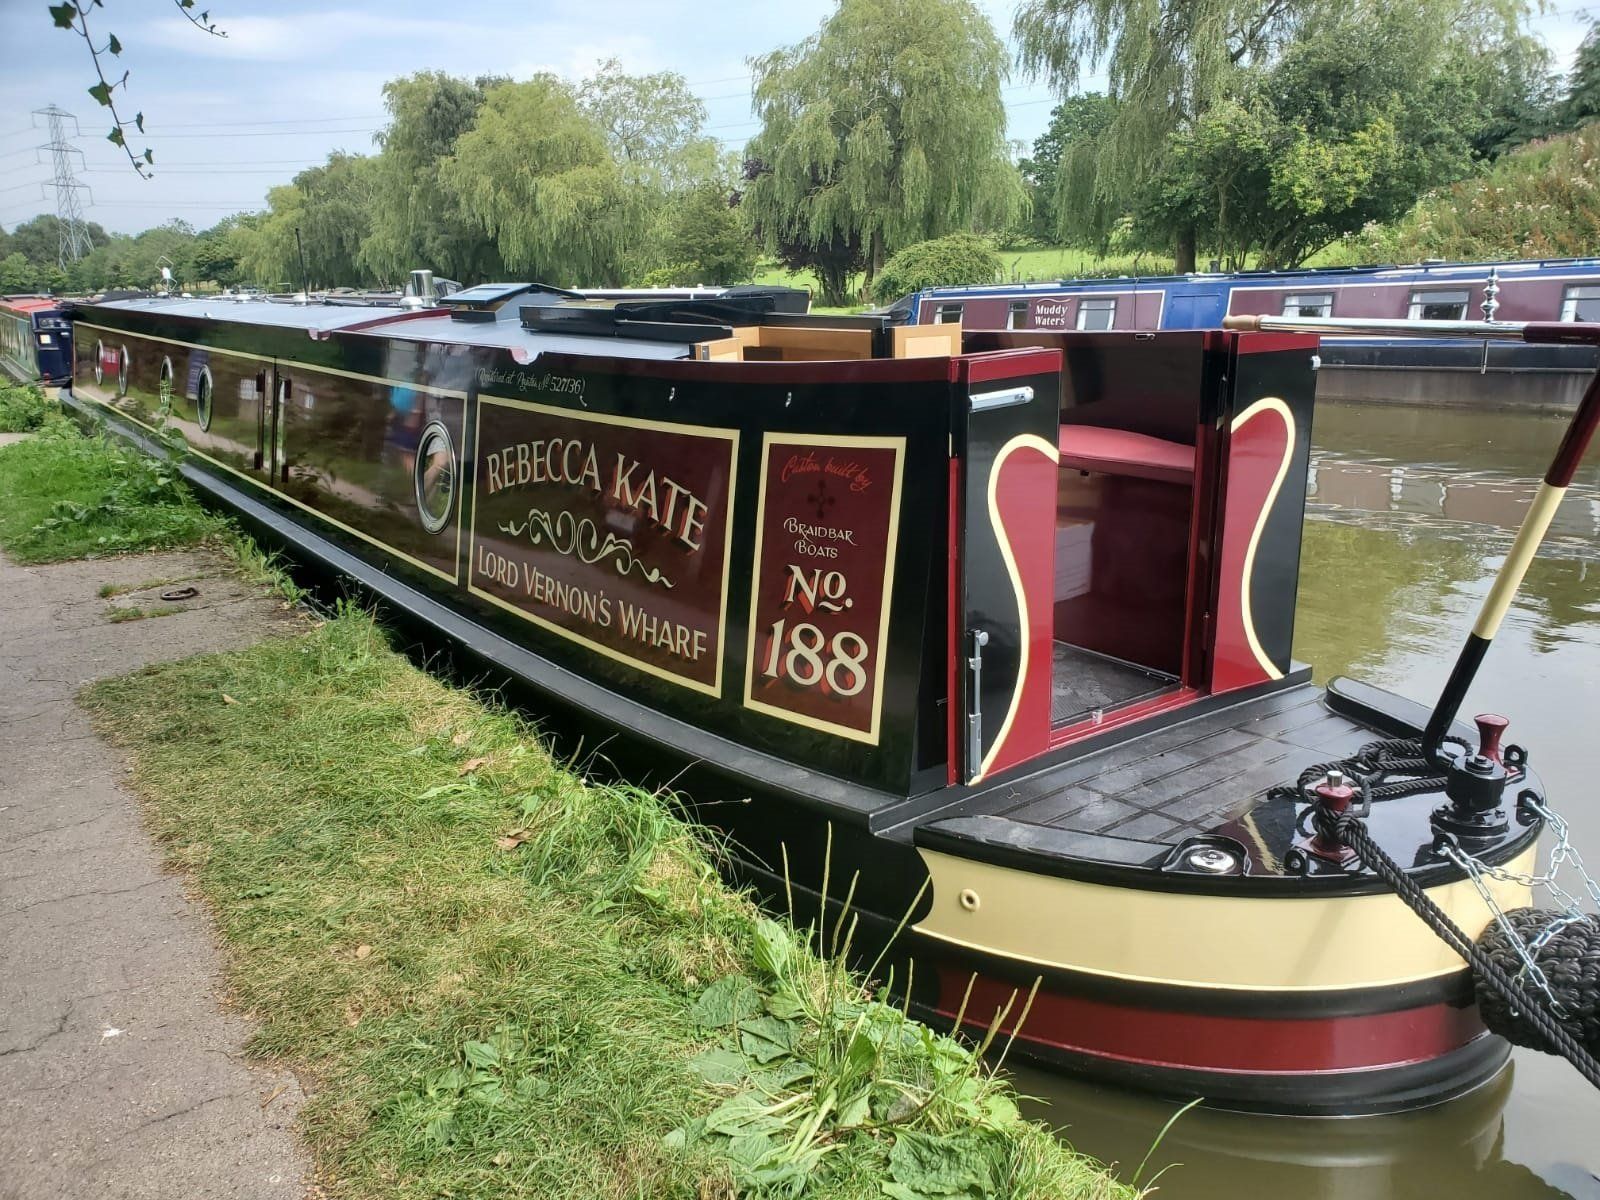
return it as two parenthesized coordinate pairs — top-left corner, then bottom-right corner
(360, 72), (503, 285)
(642, 181), (762, 286)
(1015, 0), (1314, 271)
(871, 233), (1001, 303)
(0, 253), (39, 293)
(439, 77), (641, 287)
(1141, 4), (1499, 267)
(1559, 21), (1600, 131)
(239, 154), (377, 289)
(5, 214), (111, 268)
(1017, 94), (1115, 242)
(742, 0), (1025, 305)
(578, 58), (717, 192)
(1337, 120), (1600, 263)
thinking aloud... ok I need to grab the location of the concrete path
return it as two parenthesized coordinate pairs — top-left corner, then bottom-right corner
(0, 548), (311, 1199)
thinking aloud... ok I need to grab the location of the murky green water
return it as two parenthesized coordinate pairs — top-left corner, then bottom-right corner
(1027, 399), (1600, 1199)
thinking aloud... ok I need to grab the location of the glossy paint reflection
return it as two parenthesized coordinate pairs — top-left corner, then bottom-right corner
(1030, 397), (1600, 1198)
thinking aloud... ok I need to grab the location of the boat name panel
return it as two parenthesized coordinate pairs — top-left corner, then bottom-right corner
(468, 394), (738, 695)
(743, 433), (905, 744)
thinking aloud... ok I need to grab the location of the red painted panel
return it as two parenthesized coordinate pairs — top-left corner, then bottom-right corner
(1211, 398), (1294, 693)
(938, 969), (1483, 1074)
(984, 438), (1058, 774)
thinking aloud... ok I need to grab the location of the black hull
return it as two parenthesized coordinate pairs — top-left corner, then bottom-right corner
(62, 384), (1544, 1115)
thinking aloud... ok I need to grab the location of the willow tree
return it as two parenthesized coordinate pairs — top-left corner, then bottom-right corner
(578, 58), (717, 193)
(1014, 0), (1315, 270)
(742, 0), (1025, 305)
(439, 77), (642, 287)
(360, 72), (504, 285)
(240, 153), (378, 289)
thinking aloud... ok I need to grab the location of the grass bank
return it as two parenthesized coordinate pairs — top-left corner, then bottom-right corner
(84, 609), (1135, 1199)
(0, 382), (58, 433)
(0, 410), (225, 563)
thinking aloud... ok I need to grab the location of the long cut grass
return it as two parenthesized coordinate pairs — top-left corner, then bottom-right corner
(82, 607), (1136, 1200)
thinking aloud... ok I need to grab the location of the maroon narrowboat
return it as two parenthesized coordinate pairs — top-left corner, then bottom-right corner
(63, 286), (1586, 1114)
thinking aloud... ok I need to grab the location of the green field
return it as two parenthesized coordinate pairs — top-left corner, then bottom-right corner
(755, 246), (1182, 309)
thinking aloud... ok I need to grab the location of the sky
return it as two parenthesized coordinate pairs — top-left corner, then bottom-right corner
(0, 0), (1594, 238)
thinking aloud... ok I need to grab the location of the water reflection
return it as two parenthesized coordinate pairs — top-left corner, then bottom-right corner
(1033, 398), (1600, 1198)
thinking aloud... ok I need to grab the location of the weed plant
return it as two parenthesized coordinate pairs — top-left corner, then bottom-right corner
(0, 383), (57, 433)
(0, 419), (222, 562)
(83, 608), (1135, 1200)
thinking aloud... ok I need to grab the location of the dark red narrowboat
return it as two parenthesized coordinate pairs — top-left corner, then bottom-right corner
(62, 286), (1592, 1114)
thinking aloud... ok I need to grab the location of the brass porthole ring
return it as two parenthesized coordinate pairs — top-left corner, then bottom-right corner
(414, 419), (456, 535)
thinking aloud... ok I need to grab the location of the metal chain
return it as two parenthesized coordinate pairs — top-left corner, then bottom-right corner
(1440, 798), (1600, 1021)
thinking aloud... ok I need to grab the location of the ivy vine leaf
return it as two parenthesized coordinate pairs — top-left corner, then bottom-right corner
(89, 80), (114, 107)
(135, 112), (144, 132)
(107, 125), (124, 146)
(107, 32), (121, 54)
(49, 4), (77, 30)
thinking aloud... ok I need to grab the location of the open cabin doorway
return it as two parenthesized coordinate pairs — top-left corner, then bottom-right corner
(1048, 334), (1207, 733)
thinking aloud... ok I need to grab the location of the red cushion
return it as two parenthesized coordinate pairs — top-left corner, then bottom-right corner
(1058, 425), (1194, 485)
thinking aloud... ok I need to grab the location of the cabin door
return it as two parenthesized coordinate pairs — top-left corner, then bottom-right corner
(257, 365), (288, 483)
(954, 360), (1061, 784)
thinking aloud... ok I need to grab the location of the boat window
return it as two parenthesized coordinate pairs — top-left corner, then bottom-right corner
(159, 355), (173, 398)
(1561, 285), (1600, 322)
(1407, 289), (1470, 321)
(196, 365), (214, 432)
(414, 420), (456, 534)
(1076, 297), (1117, 330)
(1282, 292), (1333, 318)
(117, 347), (129, 396)
(1007, 301), (1028, 329)
(935, 303), (964, 324)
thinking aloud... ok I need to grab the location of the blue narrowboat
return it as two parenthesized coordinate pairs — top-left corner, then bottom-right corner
(1, 294), (73, 387)
(898, 257), (1600, 409)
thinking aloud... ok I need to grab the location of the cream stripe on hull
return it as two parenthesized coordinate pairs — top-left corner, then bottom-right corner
(914, 846), (1535, 993)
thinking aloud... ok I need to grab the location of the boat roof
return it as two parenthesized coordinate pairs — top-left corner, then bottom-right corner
(910, 255), (1600, 301)
(1, 294), (63, 314)
(77, 283), (831, 363)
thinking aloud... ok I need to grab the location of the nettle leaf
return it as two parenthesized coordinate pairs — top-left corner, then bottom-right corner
(689, 976), (762, 1029)
(462, 1041), (499, 1070)
(107, 32), (121, 54)
(88, 81), (113, 107)
(49, 4), (76, 30)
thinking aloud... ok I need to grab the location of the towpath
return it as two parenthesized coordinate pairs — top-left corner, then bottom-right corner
(0, 541), (311, 1199)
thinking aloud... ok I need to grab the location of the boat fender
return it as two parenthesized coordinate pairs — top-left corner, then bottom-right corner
(1476, 907), (1600, 1060)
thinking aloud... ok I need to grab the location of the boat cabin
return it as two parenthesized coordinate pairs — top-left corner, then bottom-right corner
(67, 288), (1314, 797)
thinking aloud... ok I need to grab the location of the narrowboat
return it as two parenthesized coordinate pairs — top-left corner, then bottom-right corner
(59, 285), (1592, 1115)
(1, 294), (73, 386)
(896, 257), (1600, 410)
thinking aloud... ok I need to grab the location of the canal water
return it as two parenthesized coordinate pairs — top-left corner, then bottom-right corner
(1026, 399), (1600, 1198)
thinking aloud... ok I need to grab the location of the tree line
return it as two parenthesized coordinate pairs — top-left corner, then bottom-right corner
(5, 0), (1600, 305)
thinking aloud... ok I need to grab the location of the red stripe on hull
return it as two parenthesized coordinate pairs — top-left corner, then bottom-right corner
(937, 969), (1484, 1075)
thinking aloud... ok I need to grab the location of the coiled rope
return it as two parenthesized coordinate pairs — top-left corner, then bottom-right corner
(1288, 736), (1600, 1091)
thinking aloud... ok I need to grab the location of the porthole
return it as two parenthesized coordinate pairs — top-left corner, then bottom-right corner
(93, 339), (104, 386)
(196, 365), (214, 432)
(117, 347), (129, 396)
(159, 355), (173, 396)
(414, 420), (456, 534)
